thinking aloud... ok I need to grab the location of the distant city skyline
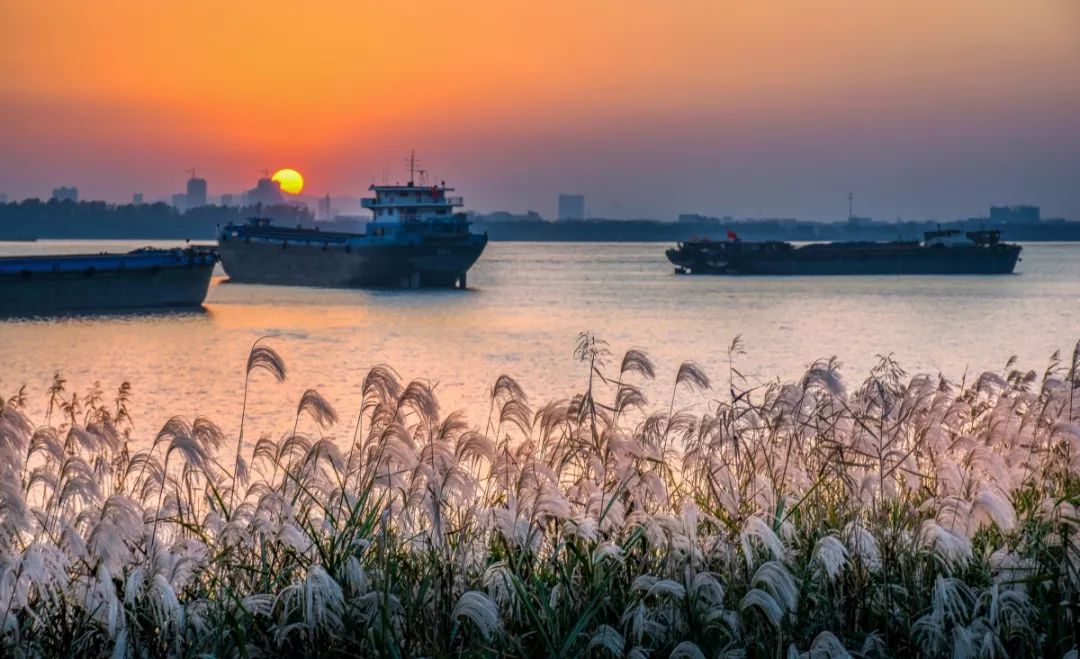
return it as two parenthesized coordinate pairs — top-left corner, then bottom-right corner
(4, 175), (1074, 224)
(6, 164), (1077, 223)
(2, 1), (1078, 221)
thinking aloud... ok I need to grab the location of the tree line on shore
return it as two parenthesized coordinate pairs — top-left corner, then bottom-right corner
(0, 199), (314, 240)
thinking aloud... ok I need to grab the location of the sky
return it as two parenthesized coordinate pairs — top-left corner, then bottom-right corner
(1, 0), (1079, 221)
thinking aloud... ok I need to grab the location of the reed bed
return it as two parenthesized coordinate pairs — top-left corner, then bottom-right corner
(1, 334), (1079, 658)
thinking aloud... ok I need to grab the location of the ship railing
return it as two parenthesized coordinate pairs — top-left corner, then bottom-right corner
(361, 197), (464, 208)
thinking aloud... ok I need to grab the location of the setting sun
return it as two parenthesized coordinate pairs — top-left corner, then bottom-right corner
(271, 168), (303, 195)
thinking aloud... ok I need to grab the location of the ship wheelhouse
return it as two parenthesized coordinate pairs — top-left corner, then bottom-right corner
(361, 182), (468, 233)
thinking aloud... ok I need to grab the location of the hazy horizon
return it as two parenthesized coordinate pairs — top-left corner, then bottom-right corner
(2, 1), (1079, 221)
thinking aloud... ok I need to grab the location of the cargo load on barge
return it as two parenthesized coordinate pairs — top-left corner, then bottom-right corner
(666, 229), (1021, 275)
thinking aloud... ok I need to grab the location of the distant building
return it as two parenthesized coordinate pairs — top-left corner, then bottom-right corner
(220, 194), (235, 207)
(0, 193), (8, 204)
(132, 193), (144, 204)
(51, 186), (78, 202)
(558, 194), (585, 221)
(246, 176), (284, 206)
(989, 205), (1039, 223)
(171, 193), (188, 211)
(186, 176), (208, 208)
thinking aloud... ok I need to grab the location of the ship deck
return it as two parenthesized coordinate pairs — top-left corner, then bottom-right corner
(0, 248), (216, 275)
(223, 225), (358, 244)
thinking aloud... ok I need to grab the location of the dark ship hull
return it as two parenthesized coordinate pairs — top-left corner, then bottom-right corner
(0, 248), (216, 316)
(218, 226), (488, 289)
(667, 237), (1021, 276)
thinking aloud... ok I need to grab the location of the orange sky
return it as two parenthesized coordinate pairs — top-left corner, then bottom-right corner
(2, 1), (1079, 219)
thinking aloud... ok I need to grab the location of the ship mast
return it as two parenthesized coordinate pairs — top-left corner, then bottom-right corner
(406, 150), (419, 186)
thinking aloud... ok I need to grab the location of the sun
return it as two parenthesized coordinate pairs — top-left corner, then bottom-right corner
(271, 168), (304, 195)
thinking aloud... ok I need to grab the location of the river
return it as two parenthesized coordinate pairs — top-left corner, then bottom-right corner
(2, 240), (1077, 444)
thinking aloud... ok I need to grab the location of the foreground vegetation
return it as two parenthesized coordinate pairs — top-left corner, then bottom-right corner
(2, 335), (1079, 657)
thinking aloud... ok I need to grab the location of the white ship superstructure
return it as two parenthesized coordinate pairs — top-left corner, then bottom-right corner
(360, 152), (468, 237)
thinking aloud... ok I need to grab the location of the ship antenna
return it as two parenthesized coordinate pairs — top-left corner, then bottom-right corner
(406, 150), (421, 185)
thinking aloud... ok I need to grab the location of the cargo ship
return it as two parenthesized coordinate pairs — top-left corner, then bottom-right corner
(217, 156), (487, 289)
(0, 247), (217, 316)
(666, 229), (1022, 275)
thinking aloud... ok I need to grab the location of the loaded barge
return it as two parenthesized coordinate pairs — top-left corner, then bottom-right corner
(218, 156), (487, 289)
(666, 229), (1022, 276)
(0, 247), (216, 315)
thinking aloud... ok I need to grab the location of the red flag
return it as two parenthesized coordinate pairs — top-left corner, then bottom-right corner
(726, 229), (738, 241)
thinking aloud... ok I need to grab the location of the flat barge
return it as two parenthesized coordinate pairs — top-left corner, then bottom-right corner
(666, 229), (1022, 275)
(0, 247), (216, 315)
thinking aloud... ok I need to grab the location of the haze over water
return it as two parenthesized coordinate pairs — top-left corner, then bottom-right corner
(2, 240), (1078, 446)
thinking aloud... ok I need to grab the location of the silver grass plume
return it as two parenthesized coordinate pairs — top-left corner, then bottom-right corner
(399, 380), (440, 426)
(247, 344), (287, 383)
(620, 348), (656, 380)
(362, 364), (402, 407)
(452, 590), (502, 640)
(296, 389), (339, 429)
(491, 374), (529, 406)
(675, 361), (712, 392)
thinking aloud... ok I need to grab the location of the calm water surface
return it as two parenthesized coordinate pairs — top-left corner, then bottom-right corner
(2, 240), (1078, 444)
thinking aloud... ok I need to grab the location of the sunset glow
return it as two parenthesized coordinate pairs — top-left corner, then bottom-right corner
(1, 1), (1078, 219)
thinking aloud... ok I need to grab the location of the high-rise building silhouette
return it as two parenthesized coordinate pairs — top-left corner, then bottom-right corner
(51, 186), (78, 202)
(186, 175), (208, 208)
(221, 194), (235, 207)
(133, 193), (144, 204)
(0, 193), (8, 204)
(246, 175), (284, 206)
(558, 194), (585, 221)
